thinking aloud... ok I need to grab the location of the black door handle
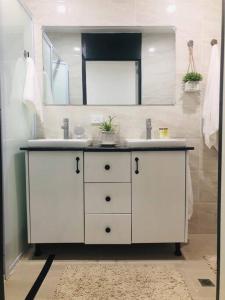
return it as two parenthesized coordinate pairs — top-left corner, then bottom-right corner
(135, 157), (139, 174)
(105, 196), (111, 202)
(76, 157), (80, 174)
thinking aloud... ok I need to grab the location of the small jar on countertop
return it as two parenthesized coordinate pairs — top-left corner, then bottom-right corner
(159, 128), (169, 139)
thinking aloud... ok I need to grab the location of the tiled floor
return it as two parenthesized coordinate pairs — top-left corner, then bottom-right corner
(5, 234), (217, 300)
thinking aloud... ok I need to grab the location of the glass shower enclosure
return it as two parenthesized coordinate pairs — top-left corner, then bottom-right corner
(0, 0), (34, 280)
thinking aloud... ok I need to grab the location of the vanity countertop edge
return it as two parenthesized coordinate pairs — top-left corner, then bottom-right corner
(20, 146), (194, 151)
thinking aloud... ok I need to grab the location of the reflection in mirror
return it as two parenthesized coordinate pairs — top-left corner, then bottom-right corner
(52, 60), (69, 105)
(86, 61), (139, 105)
(42, 32), (82, 105)
(142, 32), (176, 105)
(42, 27), (175, 106)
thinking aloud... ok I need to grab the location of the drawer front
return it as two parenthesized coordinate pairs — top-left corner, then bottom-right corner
(85, 214), (131, 244)
(85, 183), (131, 213)
(84, 152), (131, 182)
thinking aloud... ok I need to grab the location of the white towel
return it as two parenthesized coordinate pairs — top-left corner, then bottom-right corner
(186, 155), (193, 220)
(23, 57), (44, 122)
(203, 44), (220, 150)
(11, 57), (26, 104)
(43, 71), (54, 105)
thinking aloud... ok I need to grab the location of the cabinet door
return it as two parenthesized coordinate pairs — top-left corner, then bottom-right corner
(132, 151), (186, 243)
(28, 151), (84, 243)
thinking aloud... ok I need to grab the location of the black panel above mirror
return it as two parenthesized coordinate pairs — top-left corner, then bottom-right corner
(82, 33), (142, 61)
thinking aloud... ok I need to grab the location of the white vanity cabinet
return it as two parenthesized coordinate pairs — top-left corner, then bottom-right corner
(132, 151), (186, 243)
(27, 151), (84, 243)
(25, 149), (189, 250)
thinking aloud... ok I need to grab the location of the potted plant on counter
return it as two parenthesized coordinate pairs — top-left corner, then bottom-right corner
(183, 71), (203, 92)
(99, 116), (117, 146)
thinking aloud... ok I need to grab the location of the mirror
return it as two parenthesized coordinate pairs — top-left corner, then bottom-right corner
(42, 27), (175, 106)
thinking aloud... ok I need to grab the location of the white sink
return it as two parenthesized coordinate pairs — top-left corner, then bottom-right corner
(27, 138), (92, 148)
(125, 138), (186, 148)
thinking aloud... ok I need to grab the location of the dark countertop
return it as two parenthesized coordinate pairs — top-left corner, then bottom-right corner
(20, 145), (194, 152)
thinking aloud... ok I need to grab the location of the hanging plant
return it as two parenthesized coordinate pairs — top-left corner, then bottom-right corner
(183, 72), (203, 83)
(183, 41), (203, 92)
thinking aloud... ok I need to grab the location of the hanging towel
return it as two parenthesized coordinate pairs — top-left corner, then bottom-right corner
(23, 57), (44, 122)
(203, 44), (220, 150)
(43, 71), (54, 105)
(11, 57), (26, 104)
(186, 154), (193, 220)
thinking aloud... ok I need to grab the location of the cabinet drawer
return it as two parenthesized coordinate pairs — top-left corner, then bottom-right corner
(84, 152), (131, 182)
(85, 214), (131, 244)
(85, 183), (131, 213)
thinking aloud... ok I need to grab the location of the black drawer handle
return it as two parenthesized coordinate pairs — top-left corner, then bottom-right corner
(105, 227), (111, 233)
(76, 157), (80, 174)
(105, 164), (110, 171)
(135, 157), (139, 174)
(105, 196), (111, 202)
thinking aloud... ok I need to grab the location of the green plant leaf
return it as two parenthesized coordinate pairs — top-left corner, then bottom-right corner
(183, 72), (203, 83)
(99, 115), (115, 132)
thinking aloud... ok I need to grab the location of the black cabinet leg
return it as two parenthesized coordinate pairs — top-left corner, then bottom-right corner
(174, 243), (182, 256)
(34, 244), (42, 257)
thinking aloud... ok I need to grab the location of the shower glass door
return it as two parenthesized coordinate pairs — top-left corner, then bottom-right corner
(0, 0), (34, 279)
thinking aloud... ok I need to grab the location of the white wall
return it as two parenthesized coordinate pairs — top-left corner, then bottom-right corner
(23, 0), (221, 234)
(0, 0), (34, 277)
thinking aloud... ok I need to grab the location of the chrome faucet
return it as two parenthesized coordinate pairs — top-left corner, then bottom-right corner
(61, 118), (69, 139)
(146, 118), (152, 139)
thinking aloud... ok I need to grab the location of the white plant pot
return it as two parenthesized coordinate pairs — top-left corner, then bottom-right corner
(101, 131), (116, 145)
(184, 81), (201, 92)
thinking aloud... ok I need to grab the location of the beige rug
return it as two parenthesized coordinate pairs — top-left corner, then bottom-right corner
(53, 263), (192, 300)
(203, 255), (217, 273)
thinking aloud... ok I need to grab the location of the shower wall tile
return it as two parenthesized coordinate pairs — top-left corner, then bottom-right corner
(22, 0), (222, 234)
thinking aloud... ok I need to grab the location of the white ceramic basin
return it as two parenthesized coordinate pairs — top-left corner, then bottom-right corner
(27, 138), (92, 148)
(125, 138), (186, 148)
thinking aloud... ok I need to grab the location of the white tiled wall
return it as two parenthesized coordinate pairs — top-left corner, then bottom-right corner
(22, 0), (221, 233)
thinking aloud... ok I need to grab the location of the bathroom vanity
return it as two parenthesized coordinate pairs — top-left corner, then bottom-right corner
(22, 143), (194, 255)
